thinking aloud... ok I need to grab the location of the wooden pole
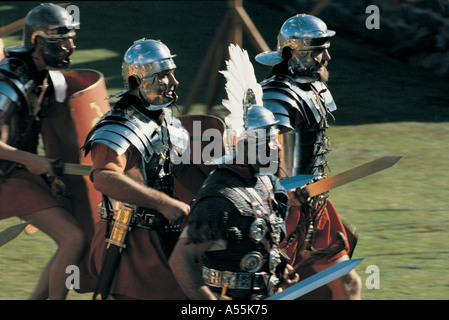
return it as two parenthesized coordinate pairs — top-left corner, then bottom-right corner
(0, 3), (71, 37)
(234, 5), (270, 53)
(182, 0), (270, 115)
(180, 10), (232, 114)
(308, 0), (332, 16)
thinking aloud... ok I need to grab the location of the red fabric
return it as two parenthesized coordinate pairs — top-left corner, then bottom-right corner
(86, 143), (184, 299)
(280, 200), (350, 299)
(0, 170), (62, 219)
(88, 221), (184, 299)
(281, 200), (350, 266)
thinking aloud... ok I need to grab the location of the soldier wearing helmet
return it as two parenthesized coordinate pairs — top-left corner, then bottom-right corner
(121, 39), (178, 110)
(83, 39), (190, 300)
(256, 14), (361, 299)
(8, 2), (77, 68)
(0, 4), (84, 299)
(169, 45), (299, 300)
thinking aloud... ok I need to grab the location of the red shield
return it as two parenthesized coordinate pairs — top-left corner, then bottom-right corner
(42, 69), (110, 238)
(173, 114), (226, 204)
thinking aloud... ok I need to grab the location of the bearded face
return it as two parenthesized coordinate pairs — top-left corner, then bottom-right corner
(318, 63), (330, 82)
(288, 48), (331, 83)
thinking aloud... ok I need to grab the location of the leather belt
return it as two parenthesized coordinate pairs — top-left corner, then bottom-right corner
(135, 212), (181, 232)
(202, 266), (267, 291)
(99, 206), (181, 232)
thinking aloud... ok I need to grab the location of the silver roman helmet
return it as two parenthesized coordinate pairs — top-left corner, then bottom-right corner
(8, 3), (78, 69)
(241, 91), (280, 176)
(255, 14), (335, 83)
(122, 39), (177, 110)
(207, 44), (280, 176)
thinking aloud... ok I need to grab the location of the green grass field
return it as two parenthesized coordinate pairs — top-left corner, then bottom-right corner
(1, 1), (448, 300)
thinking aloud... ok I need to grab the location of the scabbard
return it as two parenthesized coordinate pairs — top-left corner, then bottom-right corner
(93, 245), (122, 300)
(92, 203), (135, 300)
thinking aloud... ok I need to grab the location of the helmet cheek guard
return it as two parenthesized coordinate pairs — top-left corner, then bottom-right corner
(288, 50), (321, 82)
(122, 39), (177, 111)
(38, 35), (75, 69)
(138, 74), (177, 110)
(11, 4), (78, 69)
(255, 14), (335, 83)
(238, 99), (281, 176)
(244, 125), (280, 176)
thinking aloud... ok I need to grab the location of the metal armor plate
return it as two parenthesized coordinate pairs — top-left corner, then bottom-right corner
(260, 74), (336, 126)
(260, 74), (335, 177)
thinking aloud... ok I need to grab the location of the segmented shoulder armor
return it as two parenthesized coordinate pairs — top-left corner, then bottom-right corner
(83, 105), (188, 162)
(0, 57), (34, 116)
(260, 74), (336, 129)
(260, 74), (336, 176)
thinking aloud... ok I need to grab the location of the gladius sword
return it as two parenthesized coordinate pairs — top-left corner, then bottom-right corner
(265, 258), (364, 300)
(57, 162), (92, 176)
(58, 156), (402, 184)
(0, 221), (31, 247)
(280, 156), (402, 198)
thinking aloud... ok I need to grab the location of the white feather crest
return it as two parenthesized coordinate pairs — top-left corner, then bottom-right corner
(220, 44), (263, 130)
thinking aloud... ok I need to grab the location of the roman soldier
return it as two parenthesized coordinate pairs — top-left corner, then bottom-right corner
(83, 39), (190, 300)
(0, 3), (87, 300)
(169, 45), (298, 300)
(255, 14), (361, 299)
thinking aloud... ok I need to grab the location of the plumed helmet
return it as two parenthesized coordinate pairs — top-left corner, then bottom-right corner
(255, 14), (335, 66)
(243, 89), (278, 135)
(22, 3), (77, 51)
(122, 39), (177, 110)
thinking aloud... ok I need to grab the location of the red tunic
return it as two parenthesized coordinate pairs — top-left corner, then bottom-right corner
(280, 200), (351, 300)
(86, 143), (184, 299)
(281, 200), (350, 266)
(0, 170), (62, 219)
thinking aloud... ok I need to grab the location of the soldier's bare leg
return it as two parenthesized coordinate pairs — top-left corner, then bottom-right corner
(20, 206), (86, 300)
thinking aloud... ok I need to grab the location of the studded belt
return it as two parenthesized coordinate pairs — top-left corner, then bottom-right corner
(202, 266), (267, 291)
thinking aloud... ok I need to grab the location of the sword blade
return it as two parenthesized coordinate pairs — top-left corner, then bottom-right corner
(0, 221), (31, 247)
(279, 174), (317, 191)
(63, 163), (92, 176)
(304, 156), (402, 197)
(265, 258), (364, 300)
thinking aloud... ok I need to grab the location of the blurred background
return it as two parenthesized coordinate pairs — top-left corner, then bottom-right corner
(0, 0), (448, 300)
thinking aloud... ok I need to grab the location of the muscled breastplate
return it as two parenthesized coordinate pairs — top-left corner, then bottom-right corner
(260, 74), (336, 176)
